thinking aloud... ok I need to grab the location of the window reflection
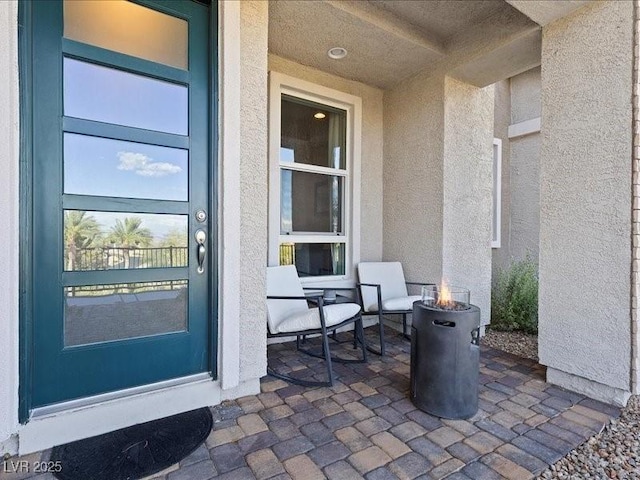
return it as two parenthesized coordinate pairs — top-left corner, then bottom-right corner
(64, 211), (188, 271)
(64, 0), (188, 70)
(280, 171), (343, 234)
(280, 96), (346, 169)
(64, 134), (188, 201)
(279, 243), (345, 277)
(64, 281), (188, 346)
(64, 58), (188, 135)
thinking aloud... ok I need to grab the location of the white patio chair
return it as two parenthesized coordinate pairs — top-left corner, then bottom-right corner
(357, 262), (435, 356)
(266, 265), (367, 387)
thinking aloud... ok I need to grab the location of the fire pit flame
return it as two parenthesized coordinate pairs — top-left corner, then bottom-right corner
(436, 281), (453, 309)
(422, 282), (470, 311)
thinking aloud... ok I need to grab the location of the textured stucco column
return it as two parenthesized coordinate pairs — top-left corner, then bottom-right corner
(0, 0), (19, 456)
(539, 1), (634, 405)
(383, 74), (445, 284)
(384, 73), (494, 324)
(238, 1), (269, 383)
(442, 77), (494, 325)
(508, 68), (541, 265)
(633, 0), (640, 395)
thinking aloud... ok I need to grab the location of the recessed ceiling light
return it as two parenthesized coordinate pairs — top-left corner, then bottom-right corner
(327, 47), (347, 60)
(314, 112), (326, 119)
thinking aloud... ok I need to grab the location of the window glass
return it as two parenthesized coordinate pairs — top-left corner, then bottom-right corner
(279, 243), (345, 277)
(63, 211), (188, 271)
(64, 0), (188, 70)
(64, 133), (188, 201)
(64, 58), (188, 135)
(64, 281), (188, 346)
(281, 96), (346, 170)
(280, 171), (343, 234)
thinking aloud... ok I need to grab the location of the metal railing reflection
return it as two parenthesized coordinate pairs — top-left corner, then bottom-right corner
(68, 246), (188, 271)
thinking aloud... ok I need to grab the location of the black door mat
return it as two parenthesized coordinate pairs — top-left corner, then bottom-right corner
(51, 407), (213, 480)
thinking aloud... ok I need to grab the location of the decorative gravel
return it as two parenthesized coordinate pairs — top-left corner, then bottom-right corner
(482, 328), (539, 361)
(483, 329), (639, 480)
(538, 395), (640, 479)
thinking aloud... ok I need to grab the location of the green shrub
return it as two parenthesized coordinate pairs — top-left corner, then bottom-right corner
(491, 257), (539, 334)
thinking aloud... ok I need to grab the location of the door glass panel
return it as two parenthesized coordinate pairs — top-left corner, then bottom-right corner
(64, 211), (188, 271)
(64, 0), (188, 70)
(281, 170), (343, 234)
(64, 133), (188, 201)
(279, 243), (345, 277)
(64, 58), (188, 135)
(64, 281), (188, 347)
(281, 96), (346, 169)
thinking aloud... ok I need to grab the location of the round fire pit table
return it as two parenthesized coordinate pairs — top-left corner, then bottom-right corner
(410, 300), (480, 419)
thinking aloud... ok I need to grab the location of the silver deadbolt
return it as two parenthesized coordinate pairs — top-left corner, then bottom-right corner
(195, 229), (206, 274)
(195, 209), (207, 223)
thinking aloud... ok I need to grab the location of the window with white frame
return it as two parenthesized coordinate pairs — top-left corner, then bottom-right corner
(492, 138), (502, 248)
(269, 73), (361, 280)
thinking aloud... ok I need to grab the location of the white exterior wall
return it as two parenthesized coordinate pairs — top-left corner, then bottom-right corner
(511, 67), (541, 124)
(0, 0), (19, 456)
(492, 80), (511, 273)
(384, 72), (494, 324)
(539, 1), (634, 405)
(237, 0), (268, 383)
(267, 55), (385, 263)
(508, 67), (541, 266)
(383, 73), (445, 285)
(633, 0), (640, 396)
(442, 77), (494, 324)
(492, 67), (541, 274)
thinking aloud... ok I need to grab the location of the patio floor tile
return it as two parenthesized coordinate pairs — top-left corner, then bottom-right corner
(2, 329), (622, 480)
(245, 448), (284, 480)
(348, 446), (392, 474)
(446, 441), (481, 464)
(323, 460), (360, 479)
(283, 454), (324, 480)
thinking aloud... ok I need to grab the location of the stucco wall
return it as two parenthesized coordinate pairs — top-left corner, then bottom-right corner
(0, 0), (18, 454)
(509, 135), (540, 264)
(633, 0), (640, 396)
(511, 67), (541, 124)
(268, 55), (384, 263)
(508, 67), (541, 266)
(442, 77), (494, 324)
(492, 67), (541, 274)
(539, 1), (633, 401)
(383, 73), (445, 285)
(384, 71), (494, 323)
(238, 1), (269, 382)
(492, 80), (511, 273)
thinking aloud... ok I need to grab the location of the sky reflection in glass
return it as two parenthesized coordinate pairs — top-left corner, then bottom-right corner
(64, 133), (188, 201)
(64, 58), (188, 135)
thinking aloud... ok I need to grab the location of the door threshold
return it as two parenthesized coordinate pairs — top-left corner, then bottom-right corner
(31, 373), (212, 419)
(19, 373), (233, 455)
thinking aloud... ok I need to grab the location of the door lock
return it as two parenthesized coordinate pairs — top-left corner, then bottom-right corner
(195, 210), (207, 223)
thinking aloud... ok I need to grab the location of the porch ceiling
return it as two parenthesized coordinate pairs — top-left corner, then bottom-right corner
(268, 0), (544, 89)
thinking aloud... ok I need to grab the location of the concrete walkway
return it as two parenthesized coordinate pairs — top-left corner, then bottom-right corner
(0, 329), (620, 480)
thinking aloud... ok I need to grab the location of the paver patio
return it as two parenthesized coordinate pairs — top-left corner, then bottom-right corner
(0, 329), (621, 480)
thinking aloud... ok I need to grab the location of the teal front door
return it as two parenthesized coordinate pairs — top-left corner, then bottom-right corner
(27, 0), (215, 409)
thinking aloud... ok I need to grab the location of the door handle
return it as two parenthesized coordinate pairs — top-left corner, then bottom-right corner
(195, 229), (206, 274)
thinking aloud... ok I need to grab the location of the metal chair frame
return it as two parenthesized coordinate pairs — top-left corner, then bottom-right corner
(357, 281), (435, 356)
(267, 287), (368, 387)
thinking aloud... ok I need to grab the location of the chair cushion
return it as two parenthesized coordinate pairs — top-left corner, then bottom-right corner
(266, 265), (309, 334)
(271, 303), (361, 334)
(358, 262), (409, 313)
(380, 295), (423, 312)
